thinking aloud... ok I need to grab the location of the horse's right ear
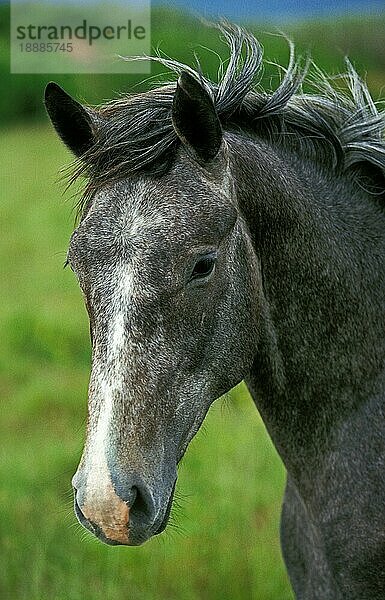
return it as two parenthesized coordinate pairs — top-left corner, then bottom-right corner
(44, 82), (96, 157)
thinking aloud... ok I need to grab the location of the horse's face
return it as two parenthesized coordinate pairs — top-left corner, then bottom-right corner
(45, 73), (260, 545)
(68, 165), (259, 545)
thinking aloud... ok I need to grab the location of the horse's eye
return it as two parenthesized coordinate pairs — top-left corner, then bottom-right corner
(191, 253), (217, 281)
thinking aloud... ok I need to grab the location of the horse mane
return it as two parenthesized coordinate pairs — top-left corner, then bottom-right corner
(72, 21), (385, 210)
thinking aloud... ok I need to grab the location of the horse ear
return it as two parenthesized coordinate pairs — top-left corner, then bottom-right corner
(172, 71), (222, 163)
(44, 82), (96, 157)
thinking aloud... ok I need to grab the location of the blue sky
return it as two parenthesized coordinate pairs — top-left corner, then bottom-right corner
(154, 0), (385, 20)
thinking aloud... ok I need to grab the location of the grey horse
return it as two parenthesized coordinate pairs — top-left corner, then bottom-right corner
(45, 23), (385, 599)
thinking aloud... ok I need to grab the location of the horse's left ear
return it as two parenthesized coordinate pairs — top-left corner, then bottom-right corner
(172, 71), (222, 163)
(44, 82), (96, 157)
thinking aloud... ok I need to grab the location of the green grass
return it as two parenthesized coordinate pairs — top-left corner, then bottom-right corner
(0, 126), (291, 599)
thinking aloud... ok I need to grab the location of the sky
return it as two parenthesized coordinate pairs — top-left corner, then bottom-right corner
(153, 0), (385, 20)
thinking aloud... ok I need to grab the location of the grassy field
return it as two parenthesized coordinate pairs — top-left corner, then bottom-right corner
(0, 127), (291, 598)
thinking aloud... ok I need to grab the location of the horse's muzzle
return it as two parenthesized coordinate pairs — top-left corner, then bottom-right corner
(72, 472), (175, 546)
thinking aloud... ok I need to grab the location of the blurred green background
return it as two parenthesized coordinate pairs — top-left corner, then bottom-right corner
(1, 3), (384, 599)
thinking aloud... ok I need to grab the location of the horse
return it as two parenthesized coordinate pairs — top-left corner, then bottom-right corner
(45, 23), (385, 599)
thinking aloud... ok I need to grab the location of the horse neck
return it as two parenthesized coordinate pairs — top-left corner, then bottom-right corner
(229, 133), (385, 481)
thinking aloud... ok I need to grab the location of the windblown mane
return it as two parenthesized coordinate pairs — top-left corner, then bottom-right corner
(73, 22), (385, 207)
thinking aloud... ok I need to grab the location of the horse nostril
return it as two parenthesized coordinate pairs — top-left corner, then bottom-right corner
(129, 484), (154, 523)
